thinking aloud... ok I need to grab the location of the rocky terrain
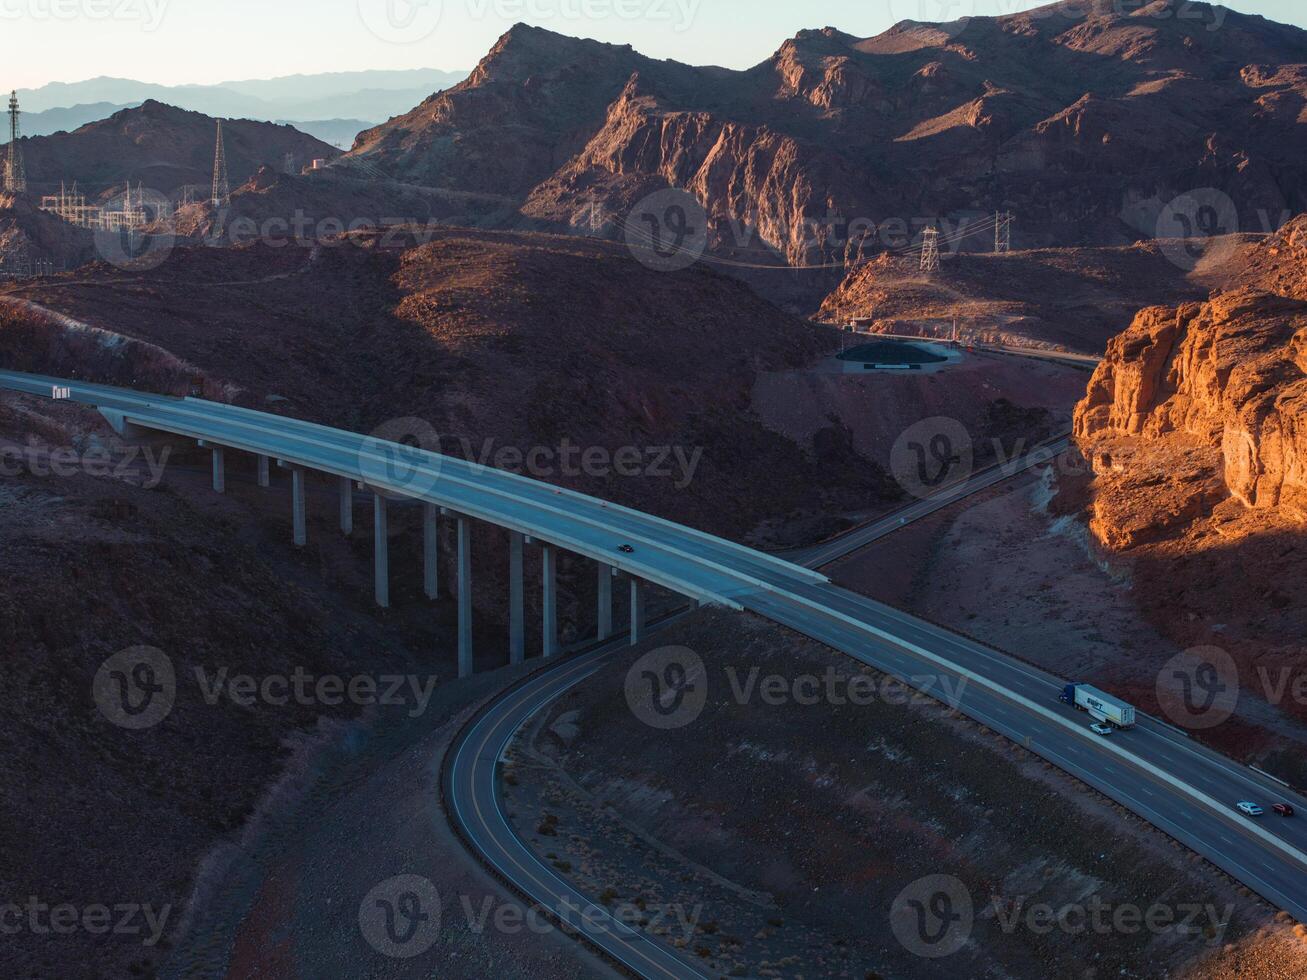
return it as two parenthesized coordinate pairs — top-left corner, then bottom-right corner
(169, 166), (516, 247)
(1069, 216), (1307, 763)
(0, 191), (98, 274)
(0, 389), (614, 979)
(343, 1), (1307, 314)
(0, 228), (901, 643)
(507, 608), (1303, 978)
(817, 242), (1215, 352)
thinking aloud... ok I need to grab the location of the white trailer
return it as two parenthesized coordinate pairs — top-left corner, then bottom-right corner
(1060, 683), (1137, 729)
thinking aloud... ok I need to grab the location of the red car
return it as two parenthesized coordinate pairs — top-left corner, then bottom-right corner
(1273, 803), (1295, 817)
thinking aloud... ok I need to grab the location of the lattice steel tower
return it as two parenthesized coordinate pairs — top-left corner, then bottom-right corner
(211, 119), (230, 206)
(995, 210), (1013, 253)
(4, 91), (27, 194)
(920, 226), (940, 272)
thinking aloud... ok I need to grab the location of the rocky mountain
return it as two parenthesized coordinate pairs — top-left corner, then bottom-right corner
(13, 101), (340, 198)
(344, 1), (1307, 309)
(1075, 217), (1307, 546)
(1068, 217), (1307, 748)
(0, 192), (97, 273)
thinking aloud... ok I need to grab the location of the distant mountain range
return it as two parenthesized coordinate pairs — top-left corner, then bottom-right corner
(16, 68), (469, 147)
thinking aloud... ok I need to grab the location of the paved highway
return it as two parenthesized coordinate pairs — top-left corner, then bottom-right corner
(444, 616), (715, 980)
(4, 369), (1305, 977)
(787, 434), (1072, 569)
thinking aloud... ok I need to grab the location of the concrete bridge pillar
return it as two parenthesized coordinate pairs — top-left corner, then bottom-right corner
(509, 531), (525, 665)
(457, 516), (473, 678)
(211, 446), (225, 494)
(542, 545), (558, 659)
(340, 477), (354, 535)
(291, 469), (306, 547)
(630, 578), (645, 647)
(423, 503), (439, 600)
(597, 562), (613, 641)
(257, 454), (270, 488)
(373, 493), (389, 609)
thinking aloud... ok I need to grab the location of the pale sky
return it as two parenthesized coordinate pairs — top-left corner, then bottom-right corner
(4, 0), (1305, 90)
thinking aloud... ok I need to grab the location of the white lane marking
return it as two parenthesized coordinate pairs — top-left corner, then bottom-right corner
(777, 588), (1307, 874)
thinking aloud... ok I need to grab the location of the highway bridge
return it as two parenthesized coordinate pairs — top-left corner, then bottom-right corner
(3, 368), (1305, 979)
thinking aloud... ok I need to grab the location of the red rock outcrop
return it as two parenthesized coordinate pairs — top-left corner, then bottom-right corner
(1075, 219), (1307, 545)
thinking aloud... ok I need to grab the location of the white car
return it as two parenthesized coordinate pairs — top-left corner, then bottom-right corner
(1090, 723), (1114, 736)
(1237, 802), (1265, 817)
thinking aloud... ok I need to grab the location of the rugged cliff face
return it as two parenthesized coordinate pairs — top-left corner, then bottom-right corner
(1066, 222), (1307, 759)
(1075, 219), (1307, 547)
(345, 1), (1307, 315)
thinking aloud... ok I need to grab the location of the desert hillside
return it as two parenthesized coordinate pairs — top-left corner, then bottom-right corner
(347, 0), (1307, 301)
(13, 100), (339, 197)
(1070, 216), (1307, 766)
(0, 229), (892, 546)
(817, 241), (1218, 352)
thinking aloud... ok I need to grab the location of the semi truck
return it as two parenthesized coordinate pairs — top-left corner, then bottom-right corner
(1060, 683), (1137, 729)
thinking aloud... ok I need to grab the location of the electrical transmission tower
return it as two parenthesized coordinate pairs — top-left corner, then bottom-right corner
(4, 91), (27, 194)
(994, 210), (1013, 253)
(920, 226), (941, 272)
(211, 119), (230, 206)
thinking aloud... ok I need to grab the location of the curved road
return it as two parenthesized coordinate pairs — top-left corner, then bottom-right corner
(4, 369), (1305, 978)
(444, 619), (714, 980)
(787, 433), (1072, 569)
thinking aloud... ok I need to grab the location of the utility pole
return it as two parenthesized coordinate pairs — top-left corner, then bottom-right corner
(211, 119), (230, 206)
(920, 226), (940, 273)
(994, 210), (1013, 253)
(4, 91), (27, 194)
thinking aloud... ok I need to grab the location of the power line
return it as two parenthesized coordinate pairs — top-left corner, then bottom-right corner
(615, 210), (999, 274)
